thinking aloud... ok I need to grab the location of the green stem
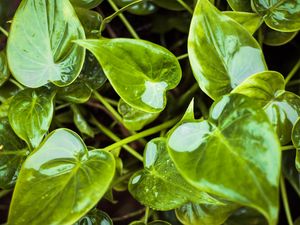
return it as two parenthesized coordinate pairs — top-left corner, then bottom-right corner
(0, 189), (12, 199)
(258, 27), (264, 47)
(285, 58), (300, 85)
(55, 103), (70, 111)
(104, 97), (119, 107)
(107, 0), (140, 39)
(281, 145), (295, 151)
(0, 149), (28, 156)
(177, 83), (199, 107)
(144, 207), (150, 224)
(177, 0), (193, 14)
(287, 79), (300, 87)
(176, 53), (189, 61)
(100, 0), (143, 33)
(9, 78), (24, 90)
(0, 26), (8, 37)
(103, 117), (180, 152)
(93, 91), (123, 124)
(112, 208), (146, 222)
(91, 116), (143, 161)
(280, 176), (293, 225)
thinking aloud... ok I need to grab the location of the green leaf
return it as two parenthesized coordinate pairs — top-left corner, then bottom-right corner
(175, 202), (239, 225)
(8, 87), (55, 149)
(252, 0), (300, 32)
(0, 118), (27, 189)
(75, 7), (102, 38)
(57, 51), (106, 104)
(74, 209), (113, 225)
(129, 138), (219, 211)
(7, 129), (115, 225)
(0, 51), (10, 87)
(227, 0), (252, 12)
(167, 94), (281, 225)
(114, 0), (157, 15)
(118, 99), (159, 131)
(292, 118), (300, 172)
(75, 38), (181, 113)
(188, 0), (267, 100)
(0, 82), (20, 103)
(130, 221), (171, 225)
(71, 104), (95, 138)
(7, 0), (86, 88)
(232, 71), (300, 144)
(223, 11), (263, 35)
(224, 207), (268, 225)
(263, 26), (298, 46)
(70, 0), (103, 9)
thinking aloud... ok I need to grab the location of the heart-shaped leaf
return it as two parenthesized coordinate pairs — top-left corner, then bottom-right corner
(70, 0), (104, 9)
(176, 202), (239, 225)
(75, 38), (181, 113)
(7, 129), (115, 225)
(252, 0), (300, 32)
(0, 51), (10, 87)
(75, 209), (113, 225)
(129, 138), (219, 211)
(263, 26), (298, 46)
(188, 0), (267, 100)
(57, 51), (106, 104)
(8, 86), (55, 149)
(232, 71), (300, 144)
(292, 118), (300, 172)
(118, 99), (159, 131)
(0, 118), (27, 189)
(227, 0), (252, 12)
(167, 94), (281, 225)
(7, 0), (86, 88)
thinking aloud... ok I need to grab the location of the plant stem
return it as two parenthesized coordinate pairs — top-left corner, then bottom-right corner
(107, 0), (140, 39)
(285, 58), (300, 85)
(103, 117), (180, 152)
(176, 53), (189, 61)
(0, 149), (28, 156)
(177, 0), (193, 14)
(177, 83), (199, 107)
(280, 176), (293, 225)
(281, 145), (295, 151)
(144, 207), (150, 223)
(9, 78), (24, 90)
(55, 103), (70, 111)
(104, 97), (119, 107)
(91, 116), (143, 161)
(93, 91), (123, 124)
(0, 189), (12, 199)
(0, 26), (8, 37)
(112, 208), (146, 222)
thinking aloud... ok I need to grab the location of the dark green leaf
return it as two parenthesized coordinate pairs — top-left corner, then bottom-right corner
(129, 138), (220, 211)
(0, 118), (27, 189)
(152, 0), (194, 11)
(263, 26), (298, 46)
(74, 208), (113, 225)
(70, 0), (104, 9)
(130, 221), (171, 225)
(114, 0), (157, 15)
(118, 99), (159, 131)
(8, 87), (55, 149)
(7, 0), (85, 88)
(224, 207), (268, 225)
(252, 0), (300, 32)
(292, 118), (300, 172)
(75, 38), (181, 113)
(71, 104), (95, 137)
(167, 94), (281, 225)
(176, 202), (239, 225)
(227, 0), (252, 12)
(188, 0), (267, 100)
(7, 129), (115, 225)
(233, 71), (300, 144)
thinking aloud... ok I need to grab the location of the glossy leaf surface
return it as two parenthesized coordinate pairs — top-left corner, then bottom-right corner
(0, 51), (10, 86)
(223, 12), (262, 35)
(233, 71), (300, 144)
(176, 202), (239, 225)
(118, 99), (159, 131)
(58, 51), (106, 103)
(114, 0), (157, 15)
(225, 207), (268, 225)
(7, 0), (85, 88)
(70, 0), (104, 9)
(167, 94), (281, 225)
(74, 209), (113, 225)
(252, 0), (300, 32)
(76, 38), (181, 113)
(8, 87), (55, 149)
(130, 221), (171, 225)
(71, 104), (95, 137)
(188, 0), (267, 100)
(8, 129), (115, 225)
(227, 0), (252, 12)
(292, 118), (300, 172)
(129, 138), (218, 210)
(263, 26), (298, 46)
(0, 118), (26, 189)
